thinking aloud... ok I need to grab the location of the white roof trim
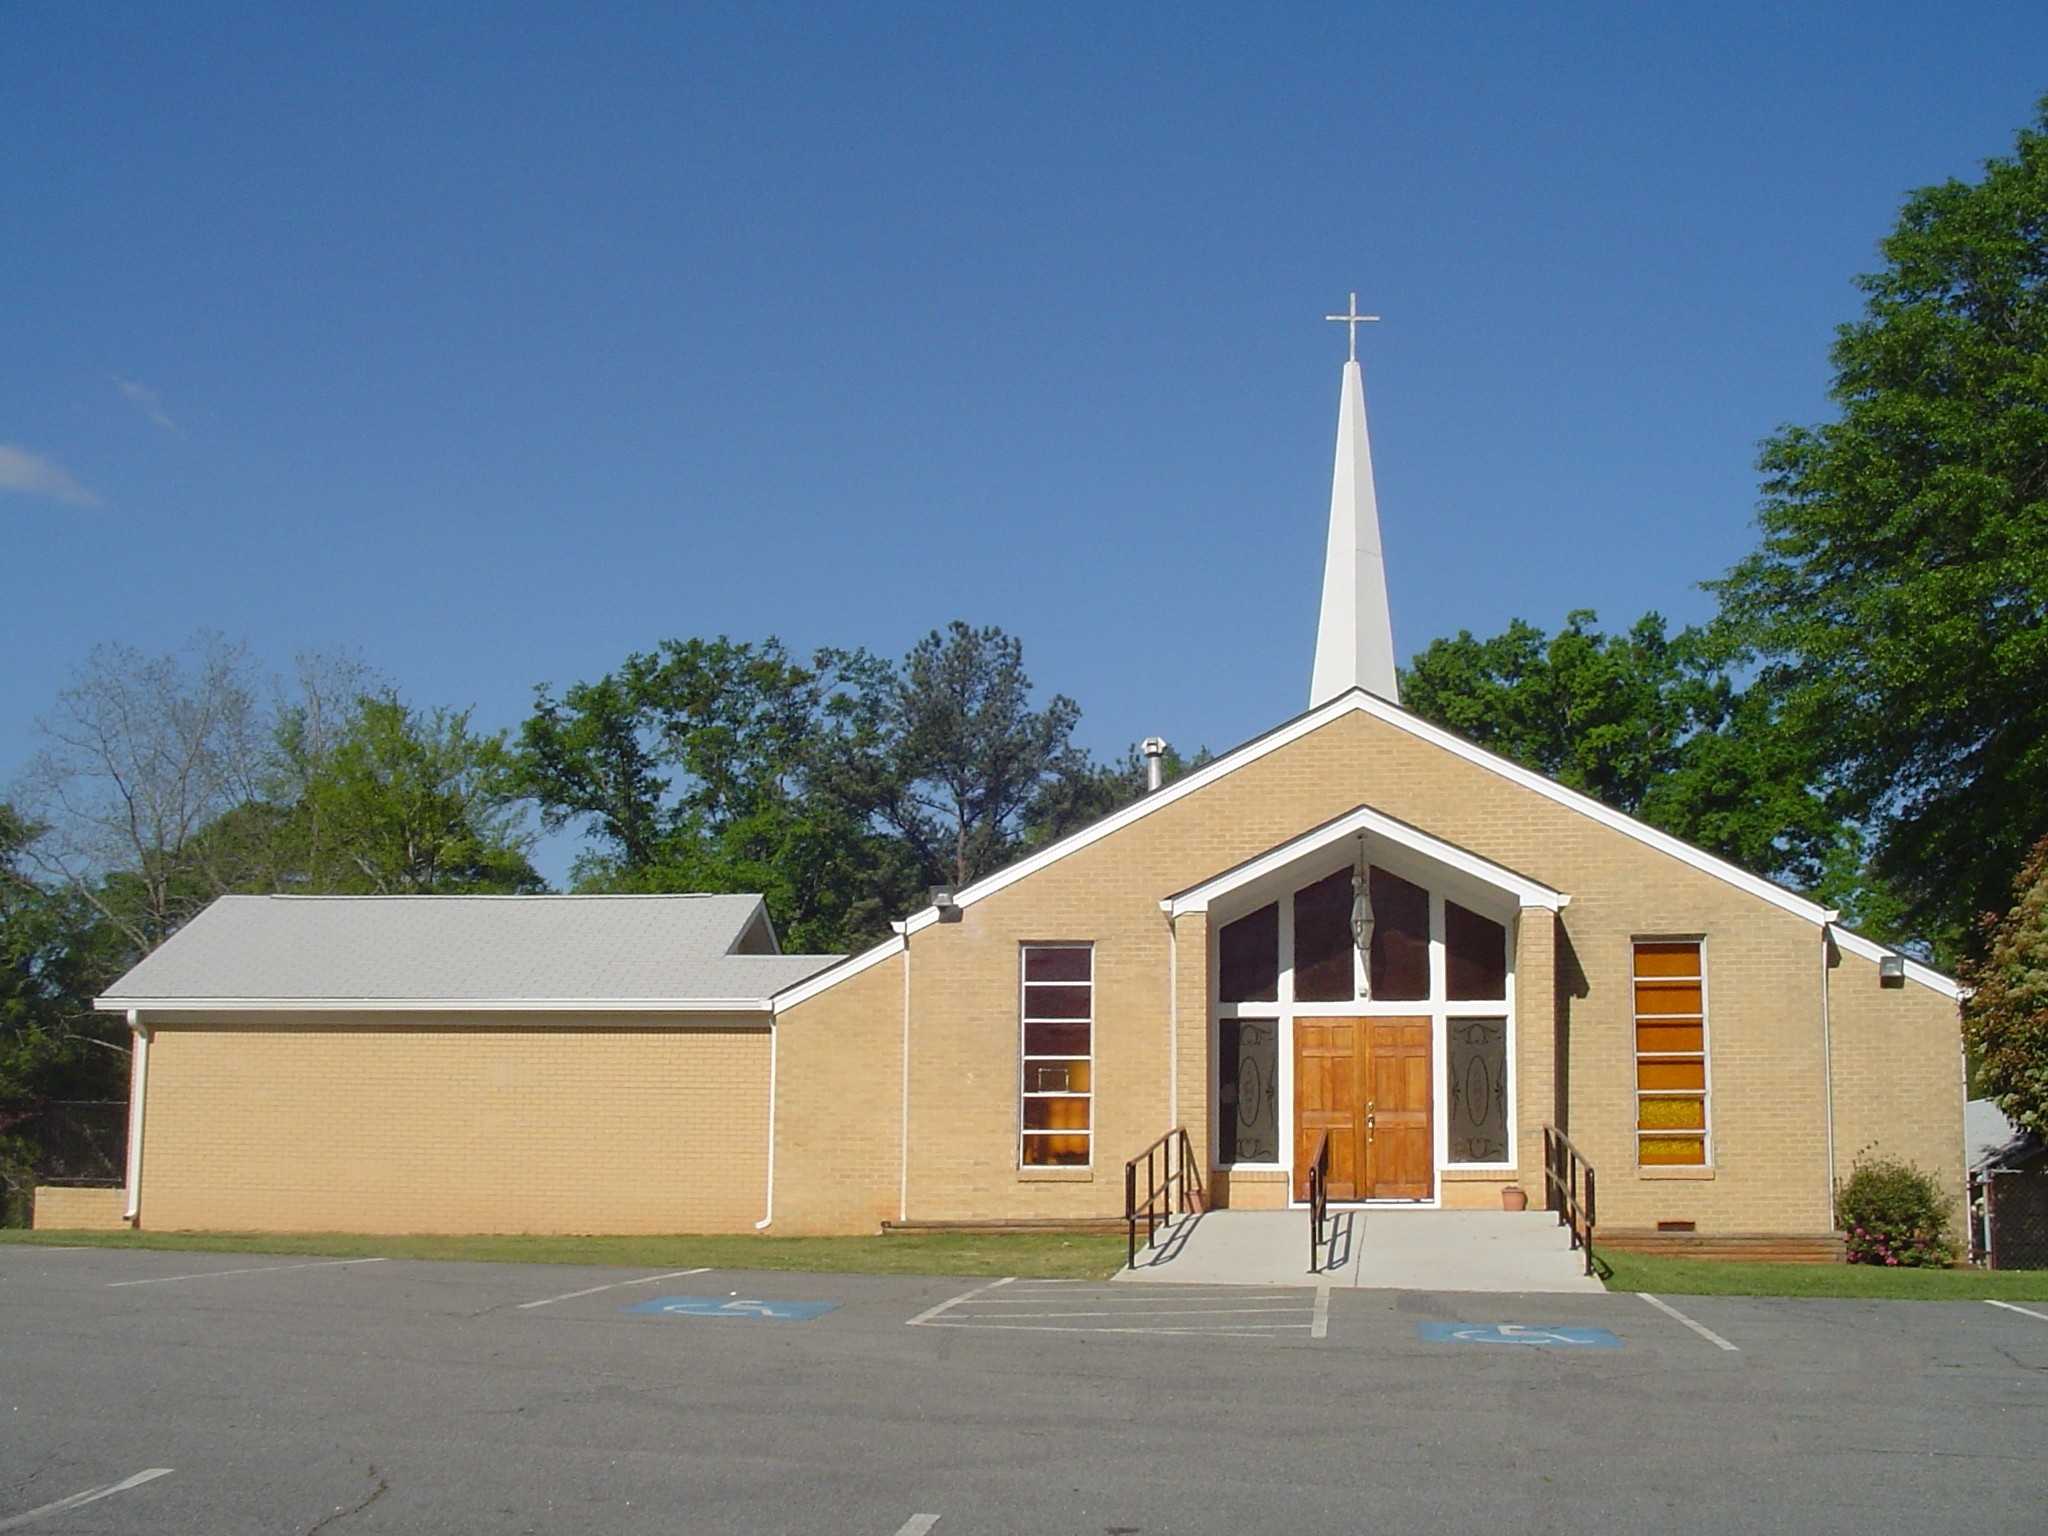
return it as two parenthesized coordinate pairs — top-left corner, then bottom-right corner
(1829, 928), (1963, 1002)
(97, 996), (780, 1015)
(1163, 803), (1568, 917)
(822, 688), (1954, 1001)
(771, 934), (906, 1011)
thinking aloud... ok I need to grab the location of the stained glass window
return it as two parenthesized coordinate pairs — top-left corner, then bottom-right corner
(1634, 940), (1707, 1166)
(1445, 901), (1508, 1000)
(1021, 944), (1092, 1166)
(1219, 903), (1279, 1003)
(1218, 1018), (1279, 1164)
(1368, 866), (1430, 1000)
(1292, 871), (1356, 1002)
(1447, 1017), (1509, 1162)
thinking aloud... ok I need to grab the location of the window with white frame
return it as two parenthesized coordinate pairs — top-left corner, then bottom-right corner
(1634, 939), (1708, 1166)
(1020, 944), (1092, 1166)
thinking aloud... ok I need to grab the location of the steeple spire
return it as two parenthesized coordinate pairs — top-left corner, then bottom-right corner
(1310, 296), (1399, 706)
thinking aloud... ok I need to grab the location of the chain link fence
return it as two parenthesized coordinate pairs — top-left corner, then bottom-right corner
(0, 1101), (128, 1227)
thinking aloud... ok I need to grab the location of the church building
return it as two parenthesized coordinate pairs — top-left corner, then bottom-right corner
(75, 311), (1966, 1250)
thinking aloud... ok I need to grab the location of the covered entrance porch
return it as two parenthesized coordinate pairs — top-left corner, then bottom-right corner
(1166, 805), (1569, 1215)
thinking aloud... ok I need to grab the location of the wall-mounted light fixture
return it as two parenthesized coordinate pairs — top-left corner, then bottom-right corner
(1878, 953), (1907, 987)
(1350, 834), (1374, 999)
(930, 886), (963, 924)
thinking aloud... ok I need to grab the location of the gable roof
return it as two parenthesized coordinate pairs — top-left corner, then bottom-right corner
(99, 894), (842, 1014)
(1164, 802), (1569, 917)
(775, 688), (1958, 1004)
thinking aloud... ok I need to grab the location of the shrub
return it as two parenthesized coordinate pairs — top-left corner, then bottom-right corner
(1835, 1153), (1956, 1267)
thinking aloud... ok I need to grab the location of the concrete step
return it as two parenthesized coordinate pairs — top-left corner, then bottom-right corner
(1120, 1208), (1607, 1293)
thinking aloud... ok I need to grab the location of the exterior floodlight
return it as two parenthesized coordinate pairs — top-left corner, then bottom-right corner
(1878, 954), (1907, 986)
(930, 886), (963, 924)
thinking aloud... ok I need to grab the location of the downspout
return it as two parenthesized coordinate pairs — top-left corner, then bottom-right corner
(754, 1010), (778, 1230)
(896, 921), (911, 1226)
(1819, 919), (1839, 1224)
(122, 1011), (148, 1224)
(1167, 912), (1179, 1133)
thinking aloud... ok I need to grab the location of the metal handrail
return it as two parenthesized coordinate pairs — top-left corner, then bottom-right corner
(1543, 1124), (1597, 1276)
(1124, 1127), (1207, 1269)
(1306, 1130), (1331, 1274)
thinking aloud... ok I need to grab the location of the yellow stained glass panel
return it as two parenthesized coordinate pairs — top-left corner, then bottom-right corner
(1639, 1135), (1707, 1166)
(1638, 1096), (1706, 1131)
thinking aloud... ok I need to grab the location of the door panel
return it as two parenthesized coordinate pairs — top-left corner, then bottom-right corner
(1293, 1016), (1434, 1203)
(1364, 1018), (1433, 1200)
(1293, 1020), (1360, 1200)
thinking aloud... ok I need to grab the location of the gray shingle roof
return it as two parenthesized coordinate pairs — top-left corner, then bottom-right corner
(98, 894), (843, 1011)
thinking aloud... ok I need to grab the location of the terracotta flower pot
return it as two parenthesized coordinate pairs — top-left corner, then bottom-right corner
(1501, 1185), (1529, 1212)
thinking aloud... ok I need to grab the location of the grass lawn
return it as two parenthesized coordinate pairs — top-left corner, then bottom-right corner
(1602, 1249), (2048, 1301)
(0, 1226), (1128, 1280)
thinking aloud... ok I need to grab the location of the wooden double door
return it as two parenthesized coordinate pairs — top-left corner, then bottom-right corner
(1294, 1017), (1433, 1202)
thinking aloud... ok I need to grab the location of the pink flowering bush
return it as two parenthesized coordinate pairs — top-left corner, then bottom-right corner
(1835, 1153), (1956, 1267)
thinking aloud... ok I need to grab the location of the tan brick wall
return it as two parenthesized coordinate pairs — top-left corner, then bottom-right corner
(774, 705), (1959, 1238)
(136, 1015), (769, 1234)
(32, 1186), (129, 1230)
(770, 954), (905, 1236)
(1826, 947), (1968, 1220)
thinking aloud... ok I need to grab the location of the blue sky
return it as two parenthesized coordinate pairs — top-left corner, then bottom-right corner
(5, 5), (2045, 882)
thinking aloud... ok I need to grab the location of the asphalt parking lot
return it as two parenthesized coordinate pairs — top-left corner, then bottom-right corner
(3, 1245), (2043, 1535)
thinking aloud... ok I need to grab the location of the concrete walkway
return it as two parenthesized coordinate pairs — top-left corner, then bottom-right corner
(1120, 1208), (1607, 1293)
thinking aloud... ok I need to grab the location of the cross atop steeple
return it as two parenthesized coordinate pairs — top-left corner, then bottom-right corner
(1324, 292), (1380, 363)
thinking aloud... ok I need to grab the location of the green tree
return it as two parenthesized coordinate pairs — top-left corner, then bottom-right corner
(519, 638), (916, 951)
(879, 622), (1088, 890)
(1712, 102), (2048, 957)
(0, 804), (128, 1107)
(284, 695), (540, 894)
(1403, 611), (1854, 902)
(1961, 834), (2048, 1141)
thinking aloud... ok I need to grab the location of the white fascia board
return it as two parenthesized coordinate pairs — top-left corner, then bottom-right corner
(896, 696), (1366, 938)
(1828, 928), (1964, 1002)
(770, 933), (907, 1011)
(1162, 803), (1568, 917)
(95, 996), (778, 1015)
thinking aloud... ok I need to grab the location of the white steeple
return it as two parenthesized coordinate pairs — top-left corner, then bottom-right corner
(1310, 295), (1399, 707)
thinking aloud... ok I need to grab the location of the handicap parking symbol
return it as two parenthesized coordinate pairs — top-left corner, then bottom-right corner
(625, 1295), (839, 1321)
(1418, 1322), (1621, 1348)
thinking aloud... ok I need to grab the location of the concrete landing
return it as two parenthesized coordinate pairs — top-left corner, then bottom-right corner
(1120, 1208), (1607, 1293)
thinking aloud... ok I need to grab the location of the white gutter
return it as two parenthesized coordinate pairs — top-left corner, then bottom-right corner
(897, 920), (912, 1226)
(754, 1020), (778, 1230)
(1166, 913), (1180, 1134)
(1819, 920), (1839, 1223)
(122, 1011), (148, 1223)
(95, 995), (782, 1014)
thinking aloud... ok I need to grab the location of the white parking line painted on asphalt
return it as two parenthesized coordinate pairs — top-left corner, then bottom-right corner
(1985, 1299), (2048, 1324)
(1638, 1292), (1739, 1351)
(906, 1275), (1013, 1326)
(106, 1257), (389, 1288)
(0, 1467), (172, 1532)
(942, 1305), (1304, 1320)
(1312, 1282), (1331, 1340)
(917, 1320), (1308, 1340)
(892, 1515), (940, 1536)
(517, 1267), (711, 1309)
